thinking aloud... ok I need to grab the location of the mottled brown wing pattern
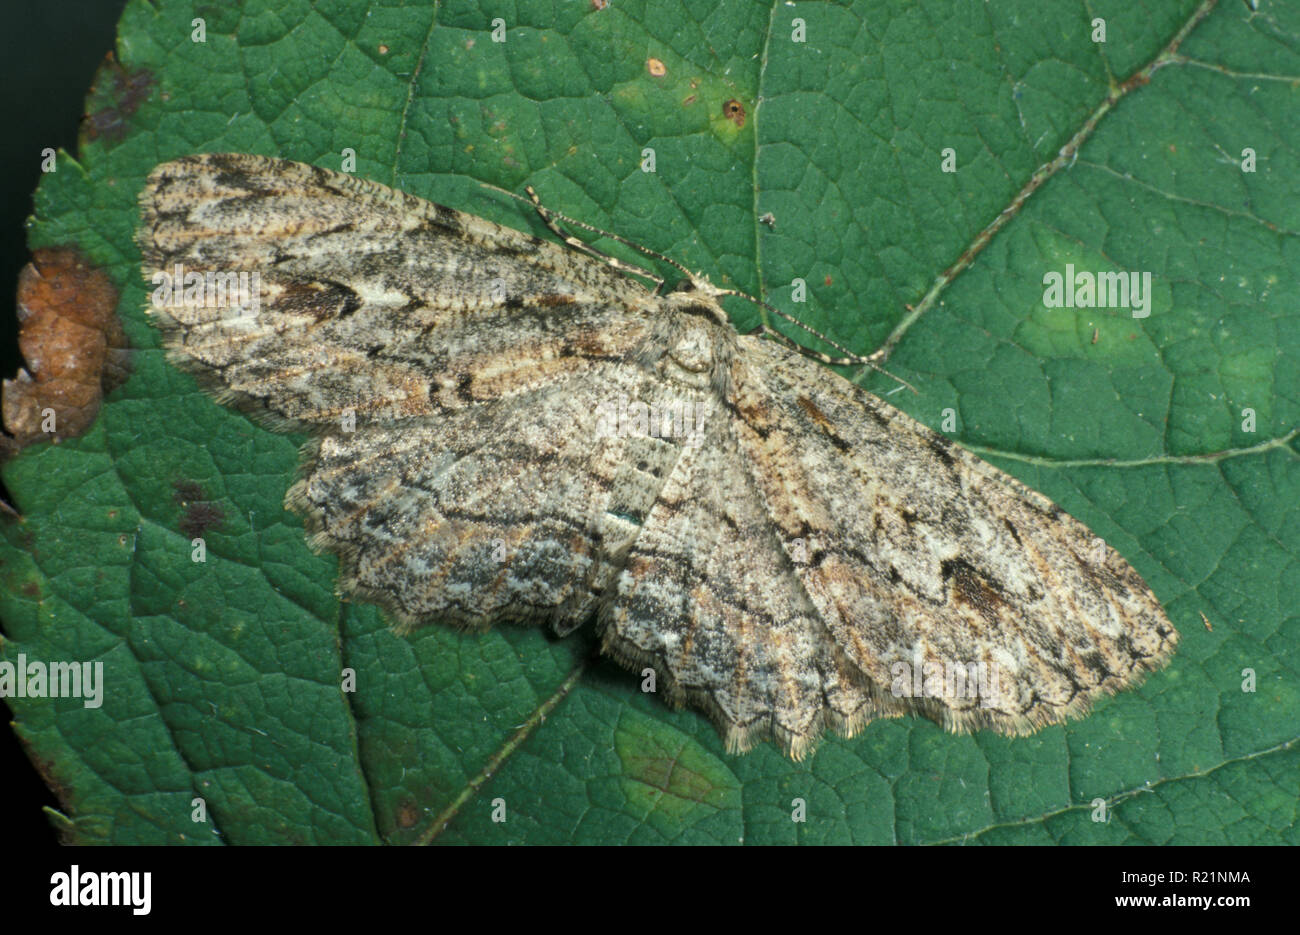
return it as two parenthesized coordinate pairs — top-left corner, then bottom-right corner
(139, 153), (653, 427)
(288, 388), (613, 633)
(599, 414), (913, 758)
(726, 335), (1178, 738)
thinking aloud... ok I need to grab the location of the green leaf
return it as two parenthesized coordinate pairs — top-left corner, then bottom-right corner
(3, 0), (1297, 844)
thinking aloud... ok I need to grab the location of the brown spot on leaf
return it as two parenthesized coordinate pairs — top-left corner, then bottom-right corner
(173, 480), (225, 539)
(723, 98), (746, 127)
(172, 480), (204, 504)
(81, 53), (154, 144)
(591, 0), (608, 9)
(624, 750), (716, 805)
(2, 247), (129, 454)
(647, 58), (666, 77)
(15, 733), (77, 839)
(396, 800), (420, 829)
(378, 44), (389, 55)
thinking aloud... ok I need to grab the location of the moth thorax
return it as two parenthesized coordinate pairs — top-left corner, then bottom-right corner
(669, 326), (713, 373)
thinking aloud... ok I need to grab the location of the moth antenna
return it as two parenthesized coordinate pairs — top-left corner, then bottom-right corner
(481, 181), (916, 393)
(479, 181), (669, 289)
(521, 187), (699, 285)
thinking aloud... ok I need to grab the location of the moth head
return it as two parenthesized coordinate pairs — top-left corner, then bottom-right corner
(665, 276), (731, 329)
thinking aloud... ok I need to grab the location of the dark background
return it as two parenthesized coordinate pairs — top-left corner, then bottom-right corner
(2, 0), (130, 848)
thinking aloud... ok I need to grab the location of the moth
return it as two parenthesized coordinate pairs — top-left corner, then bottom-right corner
(139, 153), (1178, 758)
